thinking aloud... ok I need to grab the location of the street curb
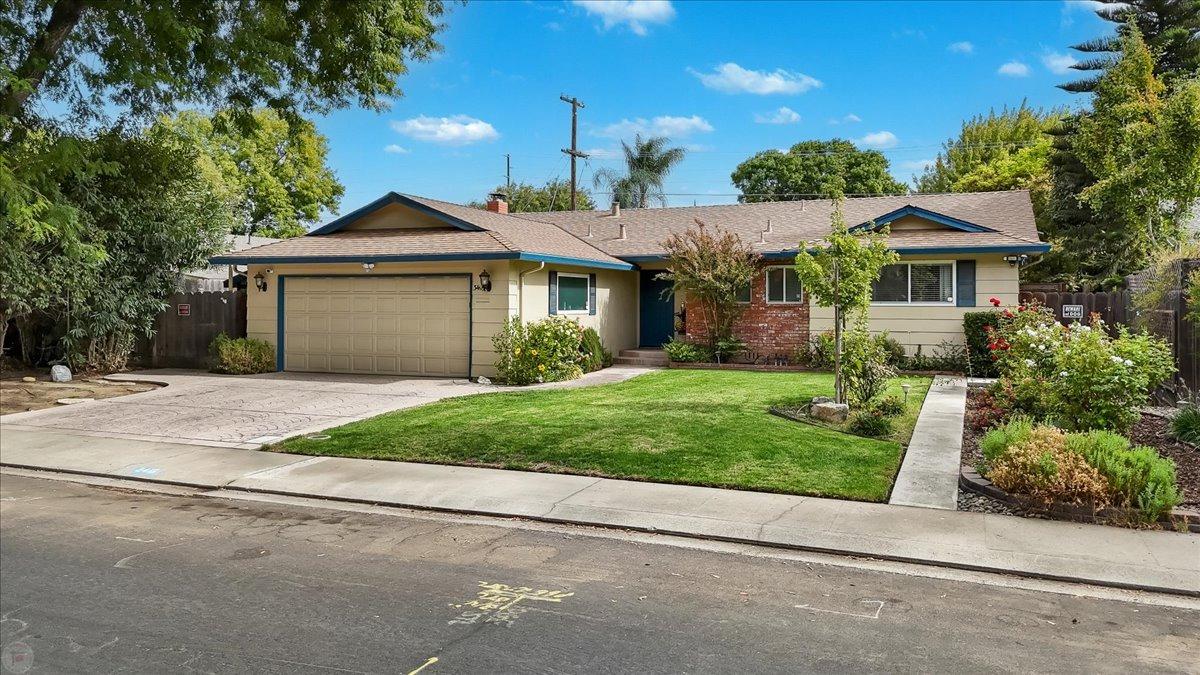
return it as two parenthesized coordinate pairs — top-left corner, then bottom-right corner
(4, 461), (1196, 599)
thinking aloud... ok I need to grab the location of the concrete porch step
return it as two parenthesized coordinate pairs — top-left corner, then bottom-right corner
(615, 349), (668, 366)
(613, 356), (669, 366)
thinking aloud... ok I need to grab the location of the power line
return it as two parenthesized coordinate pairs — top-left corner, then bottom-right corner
(503, 139), (1044, 161)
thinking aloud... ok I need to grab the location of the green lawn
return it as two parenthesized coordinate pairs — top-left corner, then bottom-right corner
(274, 370), (931, 502)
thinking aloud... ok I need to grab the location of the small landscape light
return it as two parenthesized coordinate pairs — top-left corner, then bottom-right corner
(901, 383), (912, 405)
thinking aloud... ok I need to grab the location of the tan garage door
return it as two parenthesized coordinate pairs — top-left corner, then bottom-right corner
(283, 275), (470, 376)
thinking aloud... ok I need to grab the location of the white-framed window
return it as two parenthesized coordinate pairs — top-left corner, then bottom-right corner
(557, 272), (590, 313)
(871, 261), (955, 305)
(765, 266), (803, 304)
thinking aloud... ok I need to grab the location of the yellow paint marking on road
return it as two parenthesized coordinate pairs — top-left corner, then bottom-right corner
(407, 656), (438, 675)
(448, 582), (574, 627)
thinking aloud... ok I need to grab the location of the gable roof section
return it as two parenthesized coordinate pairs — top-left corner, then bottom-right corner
(211, 192), (633, 270)
(850, 204), (997, 233)
(526, 190), (1047, 260)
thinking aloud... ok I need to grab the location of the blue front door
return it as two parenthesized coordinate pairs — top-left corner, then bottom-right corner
(639, 270), (675, 348)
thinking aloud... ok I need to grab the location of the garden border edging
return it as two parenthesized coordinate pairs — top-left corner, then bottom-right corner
(959, 468), (1200, 533)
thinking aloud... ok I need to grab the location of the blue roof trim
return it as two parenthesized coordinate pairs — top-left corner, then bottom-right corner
(851, 205), (996, 234)
(517, 252), (635, 271)
(308, 191), (485, 235)
(208, 250), (635, 270)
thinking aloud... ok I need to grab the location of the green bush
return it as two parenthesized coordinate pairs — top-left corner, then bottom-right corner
(663, 339), (712, 363)
(901, 340), (969, 373)
(1065, 431), (1182, 521)
(492, 316), (584, 385)
(847, 409), (894, 438)
(580, 327), (611, 373)
(1171, 405), (1200, 444)
(963, 311), (1001, 377)
(870, 395), (906, 417)
(842, 325), (896, 406)
(209, 333), (275, 374)
(982, 419), (1182, 521)
(875, 333), (907, 367)
(803, 332), (836, 369)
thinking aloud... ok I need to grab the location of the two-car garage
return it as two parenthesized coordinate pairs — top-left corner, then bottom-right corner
(281, 275), (471, 377)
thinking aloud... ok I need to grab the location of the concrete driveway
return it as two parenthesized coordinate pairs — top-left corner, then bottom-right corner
(0, 369), (490, 448)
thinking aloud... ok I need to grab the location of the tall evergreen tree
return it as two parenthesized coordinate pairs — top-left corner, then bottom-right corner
(1060, 0), (1199, 93)
(917, 103), (1059, 194)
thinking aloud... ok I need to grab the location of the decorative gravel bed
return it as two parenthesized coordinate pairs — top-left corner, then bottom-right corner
(959, 389), (1200, 514)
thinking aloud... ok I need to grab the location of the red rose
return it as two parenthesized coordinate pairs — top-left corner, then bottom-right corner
(989, 297), (1001, 307)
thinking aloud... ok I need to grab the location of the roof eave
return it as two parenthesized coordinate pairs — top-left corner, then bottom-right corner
(620, 242), (1051, 263)
(208, 251), (635, 271)
(308, 192), (487, 235)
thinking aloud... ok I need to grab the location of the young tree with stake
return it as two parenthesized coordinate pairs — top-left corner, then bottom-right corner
(793, 198), (898, 403)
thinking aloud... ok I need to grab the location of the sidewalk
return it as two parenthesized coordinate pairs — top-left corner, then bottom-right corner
(2, 427), (1197, 597)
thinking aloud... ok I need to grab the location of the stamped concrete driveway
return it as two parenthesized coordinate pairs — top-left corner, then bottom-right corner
(0, 369), (491, 449)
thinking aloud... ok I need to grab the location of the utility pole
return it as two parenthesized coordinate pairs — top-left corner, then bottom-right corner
(559, 94), (588, 211)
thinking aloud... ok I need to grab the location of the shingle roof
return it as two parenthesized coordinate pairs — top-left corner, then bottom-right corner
(521, 190), (1045, 258)
(210, 192), (631, 269)
(211, 190), (1045, 268)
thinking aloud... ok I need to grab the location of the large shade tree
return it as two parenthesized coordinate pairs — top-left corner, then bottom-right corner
(153, 109), (345, 238)
(592, 134), (686, 208)
(472, 180), (596, 213)
(731, 140), (907, 203)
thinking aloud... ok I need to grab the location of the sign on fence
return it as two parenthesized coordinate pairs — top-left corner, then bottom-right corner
(1061, 304), (1084, 320)
(177, 303), (191, 317)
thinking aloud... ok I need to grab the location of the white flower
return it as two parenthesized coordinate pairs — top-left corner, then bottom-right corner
(1024, 359), (1036, 367)
(1124, 359), (1133, 366)
(1111, 355), (1124, 364)
(1060, 371), (1069, 377)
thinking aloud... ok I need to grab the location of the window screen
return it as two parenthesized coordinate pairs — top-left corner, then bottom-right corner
(910, 263), (953, 303)
(557, 275), (589, 312)
(766, 268), (802, 303)
(872, 264), (909, 302)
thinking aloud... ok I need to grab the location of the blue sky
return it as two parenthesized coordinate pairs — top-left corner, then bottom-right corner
(316, 0), (1113, 215)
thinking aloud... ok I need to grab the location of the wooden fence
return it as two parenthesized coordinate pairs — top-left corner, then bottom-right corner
(132, 290), (246, 369)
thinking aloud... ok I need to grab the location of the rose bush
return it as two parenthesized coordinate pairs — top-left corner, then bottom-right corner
(984, 301), (1174, 432)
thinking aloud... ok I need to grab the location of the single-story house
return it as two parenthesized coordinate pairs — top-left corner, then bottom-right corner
(211, 190), (1048, 378)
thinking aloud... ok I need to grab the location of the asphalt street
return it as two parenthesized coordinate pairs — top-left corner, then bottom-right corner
(1, 473), (1197, 674)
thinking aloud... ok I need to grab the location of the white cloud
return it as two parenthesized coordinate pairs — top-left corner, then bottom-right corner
(828, 113), (861, 125)
(383, 144), (410, 155)
(545, 21), (563, 31)
(947, 41), (974, 55)
(1042, 51), (1078, 74)
(858, 131), (899, 149)
(1061, 0), (1109, 27)
(754, 106), (801, 125)
(688, 62), (822, 95)
(584, 147), (621, 160)
(390, 115), (499, 145)
(998, 61), (1031, 77)
(572, 0), (675, 36)
(899, 158), (935, 171)
(596, 115), (714, 139)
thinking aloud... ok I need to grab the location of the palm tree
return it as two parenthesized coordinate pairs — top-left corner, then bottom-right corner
(592, 134), (686, 208)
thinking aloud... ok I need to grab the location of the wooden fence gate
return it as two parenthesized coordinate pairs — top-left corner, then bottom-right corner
(133, 290), (247, 369)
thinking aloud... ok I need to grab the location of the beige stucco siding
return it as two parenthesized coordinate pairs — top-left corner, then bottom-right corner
(245, 261), (510, 378)
(513, 263), (638, 354)
(809, 254), (1018, 352)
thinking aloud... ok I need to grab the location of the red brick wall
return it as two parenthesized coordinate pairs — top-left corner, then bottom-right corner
(684, 264), (810, 357)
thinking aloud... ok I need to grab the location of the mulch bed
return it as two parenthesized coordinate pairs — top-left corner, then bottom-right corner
(960, 389), (1200, 511)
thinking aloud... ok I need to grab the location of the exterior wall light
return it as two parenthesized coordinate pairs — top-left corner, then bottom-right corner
(1003, 254), (1029, 267)
(475, 269), (492, 292)
(362, 262), (376, 272)
(253, 271), (268, 292)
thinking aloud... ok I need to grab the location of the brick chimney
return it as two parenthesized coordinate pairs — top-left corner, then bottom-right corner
(485, 192), (508, 214)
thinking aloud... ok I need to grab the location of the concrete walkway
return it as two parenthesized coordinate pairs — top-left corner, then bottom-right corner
(889, 376), (967, 510)
(2, 427), (1196, 597)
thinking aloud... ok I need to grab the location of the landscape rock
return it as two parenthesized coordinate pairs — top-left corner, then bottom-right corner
(56, 397), (94, 405)
(810, 402), (849, 423)
(50, 365), (72, 383)
(811, 396), (833, 405)
(476, 376), (492, 385)
(21, 376), (37, 383)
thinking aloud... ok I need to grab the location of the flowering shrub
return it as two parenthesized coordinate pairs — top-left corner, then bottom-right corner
(492, 316), (584, 385)
(984, 423), (1113, 510)
(986, 301), (1174, 432)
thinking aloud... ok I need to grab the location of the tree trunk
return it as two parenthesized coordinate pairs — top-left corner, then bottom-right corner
(833, 260), (845, 404)
(1, 0), (89, 120)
